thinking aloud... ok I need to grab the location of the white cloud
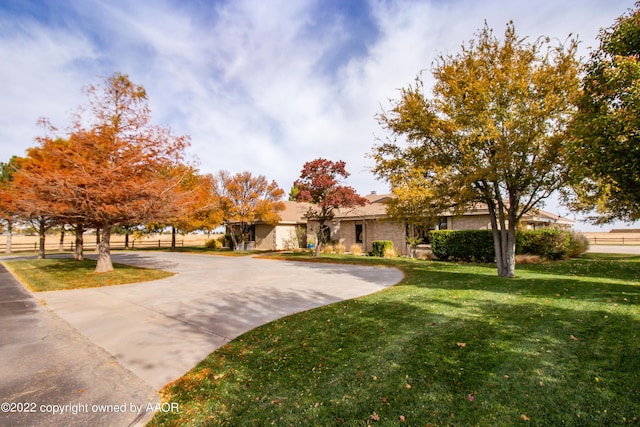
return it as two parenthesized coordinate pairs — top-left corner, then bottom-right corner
(0, 17), (97, 150)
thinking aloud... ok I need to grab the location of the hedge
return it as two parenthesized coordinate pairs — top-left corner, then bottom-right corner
(430, 230), (495, 262)
(516, 229), (570, 260)
(371, 240), (394, 257)
(430, 229), (589, 262)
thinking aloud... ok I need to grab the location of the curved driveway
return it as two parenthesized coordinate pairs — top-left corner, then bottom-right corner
(38, 252), (403, 390)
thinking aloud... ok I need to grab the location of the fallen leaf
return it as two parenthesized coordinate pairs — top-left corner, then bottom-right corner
(521, 414), (530, 421)
(503, 375), (510, 379)
(370, 411), (380, 422)
(399, 415), (406, 422)
(405, 383), (413, 389)
(457, 342), (466, 348)
(570, 335), (578, 341)
(467, 394), (475, 402)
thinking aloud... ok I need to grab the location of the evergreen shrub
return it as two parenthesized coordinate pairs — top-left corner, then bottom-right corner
(371, 240), (394, 257)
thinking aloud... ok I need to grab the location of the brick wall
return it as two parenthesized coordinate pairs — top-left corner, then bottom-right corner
(450, 214), (492, 230)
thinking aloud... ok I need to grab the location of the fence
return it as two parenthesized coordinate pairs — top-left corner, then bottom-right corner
(0, 239), (186, 253)
(586, 236), (640, 245)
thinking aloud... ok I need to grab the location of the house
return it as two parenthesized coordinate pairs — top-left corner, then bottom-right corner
(233, 193), (575, 254)
(247, 201), (311, 251)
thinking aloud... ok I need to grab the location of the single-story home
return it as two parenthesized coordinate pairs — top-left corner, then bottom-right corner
(233, 193), (575, 255)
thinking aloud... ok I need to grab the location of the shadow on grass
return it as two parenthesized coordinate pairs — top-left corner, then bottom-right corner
(152, 269), (640, 426)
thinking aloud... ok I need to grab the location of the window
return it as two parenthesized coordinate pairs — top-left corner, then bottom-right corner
(406, 223), (430, 243)
(438, 217), (448, 230)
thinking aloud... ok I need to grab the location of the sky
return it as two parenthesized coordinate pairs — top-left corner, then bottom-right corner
(0, 0), (637, 231)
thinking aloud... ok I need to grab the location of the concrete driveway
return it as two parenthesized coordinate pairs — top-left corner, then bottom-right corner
(37, 252), (403, 390)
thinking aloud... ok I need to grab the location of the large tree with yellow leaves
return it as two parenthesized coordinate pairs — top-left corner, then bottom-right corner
(372, 23), (580, 277)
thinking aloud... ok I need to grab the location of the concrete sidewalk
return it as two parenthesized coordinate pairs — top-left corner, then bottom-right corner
(0, 264), (157, 427)
(37, 253), (403, 390)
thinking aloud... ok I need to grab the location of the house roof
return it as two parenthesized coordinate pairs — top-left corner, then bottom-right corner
(234, 193), (574, 226)
(277, 201), (313, 224)
(331, 193), (575, 226)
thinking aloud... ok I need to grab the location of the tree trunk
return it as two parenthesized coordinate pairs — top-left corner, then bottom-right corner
(5, 219), (12, 254)
(74, 224), (84, 261)
(38, 219), (46, 260)
(95, 226), (113, 273)
(171, 226), (176, 251)
(229, 225), (239, 251)
(59, 229), (65, 251)
(313, 221), (325, 257)
(95, 228), (101, 251)
(124, 231), (129, 249)
(488, 202), (516, 278)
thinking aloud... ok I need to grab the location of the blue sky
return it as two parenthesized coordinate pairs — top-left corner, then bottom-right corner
(0, 0), (636, 230)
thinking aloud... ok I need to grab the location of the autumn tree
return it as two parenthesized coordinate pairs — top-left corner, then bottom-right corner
(293, 158), (368, 256)
(565, 2), (640, 223)
(0, 157), (20, 253)
(10, 141), (73, 259)
(215, 171), (285, 250)
(372, 23), (580, 277)
(159, 169), (223, 250)
(11, 136), (88, 259)
(15, 73), (190, 271)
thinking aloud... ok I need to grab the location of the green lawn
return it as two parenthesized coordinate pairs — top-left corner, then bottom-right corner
(3, 258), (174, 291)
(149, 253), (640, 426)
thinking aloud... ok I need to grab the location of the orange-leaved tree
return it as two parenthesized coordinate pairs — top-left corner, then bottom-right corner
(293, 158), (368, 256)
(0, 157), (21, 254)
(215, 171), (285, 250)
(155, 168), (224, 250)
(14, 73), (190, 271)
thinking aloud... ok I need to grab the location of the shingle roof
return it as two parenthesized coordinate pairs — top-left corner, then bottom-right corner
(246, 194), (574, 226)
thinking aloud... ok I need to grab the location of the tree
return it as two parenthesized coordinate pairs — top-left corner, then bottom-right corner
(293, 158), (368, 256)
(14, 73), (190, 271)
(565, 2), (640, 223)
(0, 157), (21, 253)
(215, 171), (285, 250)
(158, 169), (223, 250)
(372, 23), (580, 277)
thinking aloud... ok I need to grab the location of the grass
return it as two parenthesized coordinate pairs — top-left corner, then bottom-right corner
(149, 253), (640, 426)
(3, 258), (174, 291)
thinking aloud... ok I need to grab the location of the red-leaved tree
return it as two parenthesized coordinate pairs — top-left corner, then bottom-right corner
(293, 158), (368, 256)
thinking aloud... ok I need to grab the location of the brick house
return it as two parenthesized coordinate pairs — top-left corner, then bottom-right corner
(235, 193), (574, 254)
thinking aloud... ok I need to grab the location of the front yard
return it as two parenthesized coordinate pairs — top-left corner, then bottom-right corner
(149, 253), (640, 426)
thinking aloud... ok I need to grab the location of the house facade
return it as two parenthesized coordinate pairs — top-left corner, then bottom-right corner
(233, 193), (575, 254)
